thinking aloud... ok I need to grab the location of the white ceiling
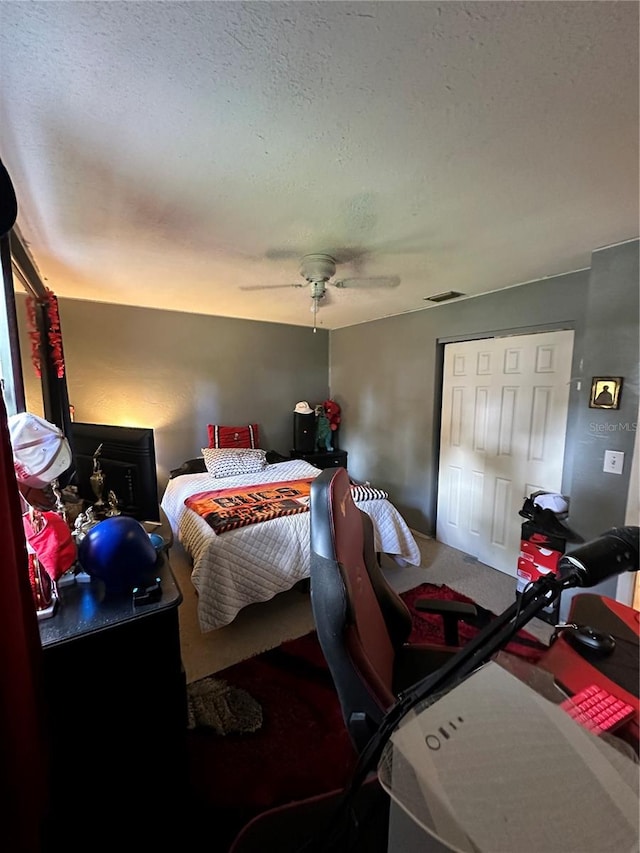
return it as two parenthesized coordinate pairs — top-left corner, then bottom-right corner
(1, 1), (638, 331)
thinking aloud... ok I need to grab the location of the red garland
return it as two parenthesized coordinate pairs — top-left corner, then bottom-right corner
(25, 290), (65, 379)
(25, 296), (41, 378)
(46, 292), (65, 378)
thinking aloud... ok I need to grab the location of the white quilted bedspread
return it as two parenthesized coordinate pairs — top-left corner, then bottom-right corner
(161, 459), (420, 632)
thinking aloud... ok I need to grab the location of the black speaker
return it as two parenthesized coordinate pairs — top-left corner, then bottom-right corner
(293, 412), (316, 453)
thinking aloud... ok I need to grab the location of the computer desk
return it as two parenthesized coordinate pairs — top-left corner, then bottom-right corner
(537, 592), (639, 754)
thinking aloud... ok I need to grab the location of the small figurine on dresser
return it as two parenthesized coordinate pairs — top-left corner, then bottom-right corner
(106, 489), (121, 517)
(73, 506), (99, 544)
(315, 404), (333, 452)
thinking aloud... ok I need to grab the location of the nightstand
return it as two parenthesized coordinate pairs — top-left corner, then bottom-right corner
(290, 449), (348, 469)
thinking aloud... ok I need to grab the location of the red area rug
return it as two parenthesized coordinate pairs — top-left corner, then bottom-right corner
(184, 583), (546, 850)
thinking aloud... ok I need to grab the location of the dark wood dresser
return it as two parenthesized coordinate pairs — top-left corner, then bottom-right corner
(38, 552), (188, 848)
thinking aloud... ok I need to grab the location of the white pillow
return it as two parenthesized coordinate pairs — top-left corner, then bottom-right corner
(201, 447), (268, 479)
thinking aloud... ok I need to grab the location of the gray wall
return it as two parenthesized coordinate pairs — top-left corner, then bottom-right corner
(17, 296), (329, 493)
(330, 269), (590, 530)
(330, 239), (639, 607)
(331, 239), (639, 541)
(569, 241), (639, 535)
(563, 240), (639, 603)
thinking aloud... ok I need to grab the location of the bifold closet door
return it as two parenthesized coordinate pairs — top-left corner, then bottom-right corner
(437, 330), (574, 576)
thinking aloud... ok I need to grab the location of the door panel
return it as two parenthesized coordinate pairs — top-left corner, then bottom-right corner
(437, 330), (574, 576)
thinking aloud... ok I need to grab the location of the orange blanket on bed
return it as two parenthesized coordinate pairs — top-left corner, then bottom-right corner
(185, 478), (315, 534)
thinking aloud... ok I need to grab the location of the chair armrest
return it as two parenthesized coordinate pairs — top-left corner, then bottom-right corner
(414, 599), (477, 646)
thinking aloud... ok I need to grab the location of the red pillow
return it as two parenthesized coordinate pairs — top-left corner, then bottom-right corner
(207, 423), (260, 449)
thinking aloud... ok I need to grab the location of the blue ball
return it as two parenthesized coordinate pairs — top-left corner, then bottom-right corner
(79, 516), (158, 593)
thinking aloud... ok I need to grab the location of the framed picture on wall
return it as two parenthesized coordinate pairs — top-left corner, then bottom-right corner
(589, 376), (623, 409)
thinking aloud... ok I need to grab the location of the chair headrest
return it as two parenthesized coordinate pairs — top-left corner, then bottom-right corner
(310, 467), (347, 561)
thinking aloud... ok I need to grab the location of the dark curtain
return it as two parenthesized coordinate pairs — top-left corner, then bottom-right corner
(0, 390), (50, 852)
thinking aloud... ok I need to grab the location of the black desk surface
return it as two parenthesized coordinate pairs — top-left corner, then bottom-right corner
(38, 553), (182, 649)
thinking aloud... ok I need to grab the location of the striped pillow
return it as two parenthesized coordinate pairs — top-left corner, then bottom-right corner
(207, 424), (260, 449)
(350, 484), (389, 502)
(201, 447), (267, 479)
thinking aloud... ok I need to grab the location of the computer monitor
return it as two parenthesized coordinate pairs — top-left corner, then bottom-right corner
(69, 422), (160, 522)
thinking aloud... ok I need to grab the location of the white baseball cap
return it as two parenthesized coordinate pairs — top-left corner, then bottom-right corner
(8, 412), (73, 488)
(294, 401), (314, 415)
(533, 492), (569, 515)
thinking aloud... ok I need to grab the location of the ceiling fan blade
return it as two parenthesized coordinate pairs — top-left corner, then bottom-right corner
(239, 283), (304, 291)
(265, 246), (368, 265)
(264, 248), (301, 261)
(333, 275), (401, 289)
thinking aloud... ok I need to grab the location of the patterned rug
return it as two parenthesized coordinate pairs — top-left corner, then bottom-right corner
(184, 582), (547, 850)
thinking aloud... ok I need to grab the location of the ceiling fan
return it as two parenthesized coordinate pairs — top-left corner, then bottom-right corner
(240, 253), (401, 332)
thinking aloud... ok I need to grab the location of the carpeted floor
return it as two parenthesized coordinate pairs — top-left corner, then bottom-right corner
(183, 582), (547, 851)
(170, 533), (554, 684)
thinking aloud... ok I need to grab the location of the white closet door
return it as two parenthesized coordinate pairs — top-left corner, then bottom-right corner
(437, 330), (574, 576)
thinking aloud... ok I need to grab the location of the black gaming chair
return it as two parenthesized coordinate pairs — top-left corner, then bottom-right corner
(309, 466), (477, 753)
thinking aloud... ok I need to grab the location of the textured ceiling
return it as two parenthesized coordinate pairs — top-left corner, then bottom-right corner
(1, 1), (638, 331)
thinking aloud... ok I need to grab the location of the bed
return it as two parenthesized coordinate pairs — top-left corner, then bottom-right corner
(161, 457), (421, 632)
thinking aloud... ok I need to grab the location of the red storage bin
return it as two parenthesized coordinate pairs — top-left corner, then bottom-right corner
(516, 533), (564, 624)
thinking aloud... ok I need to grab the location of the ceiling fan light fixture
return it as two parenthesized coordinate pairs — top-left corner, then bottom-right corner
(310, 281), (327, 299)
(300, 253), (336, 284)
(424, 290), (465, 303)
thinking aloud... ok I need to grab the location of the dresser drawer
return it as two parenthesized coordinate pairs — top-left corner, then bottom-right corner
(290, 449), (348, 469)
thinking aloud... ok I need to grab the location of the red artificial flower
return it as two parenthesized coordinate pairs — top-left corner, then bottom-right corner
(323, 399), (341, 431)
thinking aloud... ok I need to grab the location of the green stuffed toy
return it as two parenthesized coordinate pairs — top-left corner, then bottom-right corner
(315, 404), (333, 452)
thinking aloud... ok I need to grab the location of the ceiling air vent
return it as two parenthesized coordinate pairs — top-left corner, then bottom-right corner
(424, 290), (465, 303)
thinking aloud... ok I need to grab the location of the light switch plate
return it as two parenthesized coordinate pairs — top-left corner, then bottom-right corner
(603, 450), (624, 475)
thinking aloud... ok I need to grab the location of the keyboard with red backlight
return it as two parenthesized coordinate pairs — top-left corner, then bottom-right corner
(560, 684), (635, 734)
